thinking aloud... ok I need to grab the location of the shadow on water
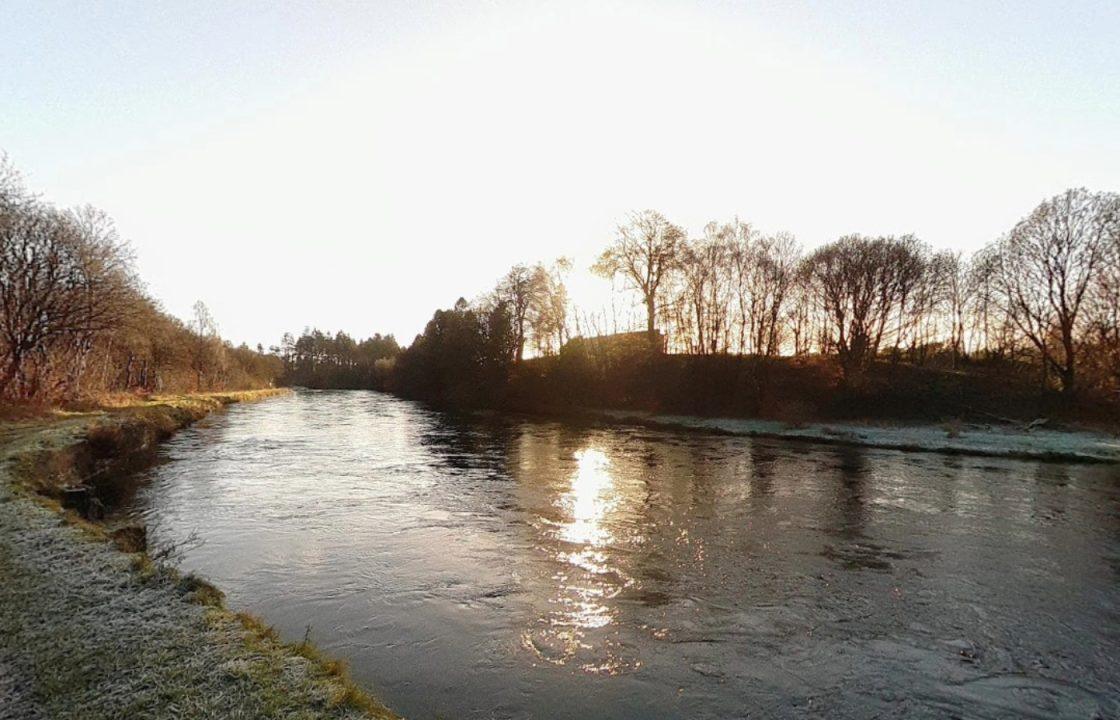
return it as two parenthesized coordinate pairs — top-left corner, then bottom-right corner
(818, 446), (898, 571)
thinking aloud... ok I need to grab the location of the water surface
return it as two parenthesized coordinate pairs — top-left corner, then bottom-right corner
(121, 390), (1120, 719)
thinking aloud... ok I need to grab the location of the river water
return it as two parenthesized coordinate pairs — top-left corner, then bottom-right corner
(120, 390), (1120, 719)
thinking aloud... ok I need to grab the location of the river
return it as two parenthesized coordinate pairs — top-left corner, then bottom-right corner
(119, 390), (1120, 719)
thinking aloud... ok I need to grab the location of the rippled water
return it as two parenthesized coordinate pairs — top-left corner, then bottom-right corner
(120, 390), (1120, 719)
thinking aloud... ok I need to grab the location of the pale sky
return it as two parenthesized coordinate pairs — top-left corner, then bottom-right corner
(3, 0), (1118, 347)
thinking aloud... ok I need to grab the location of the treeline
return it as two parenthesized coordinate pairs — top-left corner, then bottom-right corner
(594, 192), (1119, 395)
(275, 329), (399, 389)
(0, 155), (280, 406)
(388, 188), (1119, 418)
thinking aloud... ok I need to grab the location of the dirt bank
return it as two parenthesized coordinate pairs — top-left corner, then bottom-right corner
(3, 390), (290, 499)
(0, 390), (397, 720)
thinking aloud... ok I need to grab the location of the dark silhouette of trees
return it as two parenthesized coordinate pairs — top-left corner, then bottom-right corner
(489, 259), (572, 359)
(804, 235), (930, 381)
(277, 328), (399, 389)
(675, 223), (731, 354)
(736, 231), (801, 357)
(335, 192), (1118, 414)
(495, 264), (545, 362)
(7, 147), (1118, 414)
(284, 192), (1119, 411)
(391, 298), (515, 406)
(1088, 228), (1120, 389)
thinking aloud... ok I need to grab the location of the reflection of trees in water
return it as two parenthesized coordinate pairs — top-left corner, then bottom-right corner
(818, 446), (897, 571)
(1029, 462), (1072, 526)
(834, 446), (870, 540)
(747, 441), (777, 510)
(415, 412), (521, 473)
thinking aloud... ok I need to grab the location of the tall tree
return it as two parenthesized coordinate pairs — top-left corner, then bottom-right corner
(743, 232), (801, 357)
(528, 258), (571, 356)
(495, 264), (546, 362)
(805, 234), (929, 380)
(0, 200), (136, 400)
(593, 210), (684, 344)
(1089, 231), (1120, 389)
(993, 188), (1120, 393)
(677, 223), (732, 354)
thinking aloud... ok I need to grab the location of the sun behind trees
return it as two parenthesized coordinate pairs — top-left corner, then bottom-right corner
(4, 146), (1118, 420)
(0, 155), (280, 406)
(388, 191), (1119, 422)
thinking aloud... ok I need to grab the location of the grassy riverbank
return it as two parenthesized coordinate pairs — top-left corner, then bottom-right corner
(0, 390), (397, 720)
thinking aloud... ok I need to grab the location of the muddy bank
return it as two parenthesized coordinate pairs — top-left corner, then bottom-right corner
(594, 409), (1120, 463)
(0, 390), (397, 720)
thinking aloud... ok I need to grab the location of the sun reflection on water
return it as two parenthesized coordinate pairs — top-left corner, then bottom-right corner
(561, 448), (616, 547)
(522, 446), (641, 675)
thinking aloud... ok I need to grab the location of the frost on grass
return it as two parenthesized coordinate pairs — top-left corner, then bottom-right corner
(600, 411), (1120, 463)
(0, 405), (392, 720)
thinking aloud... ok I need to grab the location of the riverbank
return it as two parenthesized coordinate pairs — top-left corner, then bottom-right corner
(0, 390), (397, 720)
(595, 409), (1120, 464)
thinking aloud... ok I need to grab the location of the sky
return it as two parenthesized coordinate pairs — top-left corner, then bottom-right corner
(3, 0), (1118, 348)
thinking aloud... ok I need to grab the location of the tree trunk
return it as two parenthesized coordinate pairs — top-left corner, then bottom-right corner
(1060, 365), (1076, 395)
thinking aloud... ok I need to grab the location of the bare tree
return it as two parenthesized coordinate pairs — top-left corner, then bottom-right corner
(1088, 232), (1120, 390)
(0, 200), (136, 400)
(899, 245), (947, 362)
(745, 232), (801, 356)
(725, 220), (757, 353)
(967, 245), (1017, 358)
(784, 276), (816, 357)
(0, 155), (282, 402)
(993, 188), (1120, 394)
(677, 223), (732, 354)
(593, 210), (684, 344)
(188, 300), (225, 390)
(941, 251), (974, 365)
(804, 234), (928, 380)
(0, 153), (26, 210)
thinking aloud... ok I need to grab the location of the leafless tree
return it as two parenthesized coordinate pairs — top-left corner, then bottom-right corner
(784, 277), (816, 357)
(941, 251), (974, 364)
(992, 188), (1120, 393)
(744, 232), (801, 356)
(899, 246), (949, 362)
(0, 199), (136, 400)
(676, 223), (733, 354)
(1084, 210), (1120, 392)
(188, 300), (226, 390)
(724, 220), (757, 353)
(0, 154), (281, 403)
(805, 234), (929, 380)
(593, 210), (684, 343)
